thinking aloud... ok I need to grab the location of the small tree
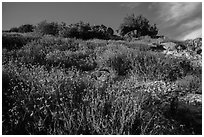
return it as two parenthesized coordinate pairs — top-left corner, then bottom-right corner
(119, 14), (158, 38)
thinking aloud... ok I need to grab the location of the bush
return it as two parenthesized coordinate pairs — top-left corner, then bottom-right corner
(9, 27), (19, 32)
(9, 24), (34, 33)
(97, 44), (134, 76)
(18, 24), (34, 33)
(59, 21), (114, 40)
(2, 33), (39, 50)
(35, 20), (59, 36)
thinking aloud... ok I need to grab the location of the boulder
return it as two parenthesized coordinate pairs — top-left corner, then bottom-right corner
(160, 42), (177, 51)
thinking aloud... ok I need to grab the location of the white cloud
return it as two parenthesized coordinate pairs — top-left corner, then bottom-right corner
(176, 18), (202, 40)
(158, 2), (201, 26)
(181, 28), (202, 40)
(181, 18), (202, 28)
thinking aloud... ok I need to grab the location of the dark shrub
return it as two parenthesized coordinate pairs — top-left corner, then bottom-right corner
(35, 20), (59, 36)
(9, 27), (19, 32)
(2, 33), (39, 50)
(59, 21), (114, 40)
(18, 24), (34, 33)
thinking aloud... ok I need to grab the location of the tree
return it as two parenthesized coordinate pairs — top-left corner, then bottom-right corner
(119, 14), (158, 38)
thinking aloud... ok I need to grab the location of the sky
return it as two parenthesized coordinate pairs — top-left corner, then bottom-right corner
(2, 2), (202, 40)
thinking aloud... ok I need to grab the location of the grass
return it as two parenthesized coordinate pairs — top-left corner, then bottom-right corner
(2, 33), (202, 135)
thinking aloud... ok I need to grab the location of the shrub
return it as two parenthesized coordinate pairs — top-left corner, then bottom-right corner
(97, 44), (135, 76)
(2, 33), (39, 50)
(59, 21), (114, 40)
(9, 27), (19, 32)
(35, 20), (59, 36)
(9, 24), (34, 33)
(18, 24), (34, 33)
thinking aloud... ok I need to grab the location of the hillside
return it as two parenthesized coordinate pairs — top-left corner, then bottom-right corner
(2, 32), (202, 135)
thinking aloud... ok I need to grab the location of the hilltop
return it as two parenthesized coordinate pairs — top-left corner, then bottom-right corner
(2, 31), (202, 135)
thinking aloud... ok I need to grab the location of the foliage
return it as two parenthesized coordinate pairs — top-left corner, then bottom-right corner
(119, 14), (158, 38)
(35, 20), (59, 36)
(2, 34), (202, 135)
(97, 44), (134, 76)
(175, 75), (202, 94)
(9, 27), (19, 32)
(9, 24), (34, 33)
(2, 61), (185, 135)
(18, 24), (34, 33)
(2, 33), (40, 50)
(16, 36), (81, 65)
(46, 49), (97, 71)
(59, 21), (115, 40)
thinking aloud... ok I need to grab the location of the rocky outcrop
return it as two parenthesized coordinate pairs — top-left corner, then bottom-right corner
(160, 42), (177, 51)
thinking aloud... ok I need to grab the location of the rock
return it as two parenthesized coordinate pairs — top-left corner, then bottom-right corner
(160, 42), (177, 51)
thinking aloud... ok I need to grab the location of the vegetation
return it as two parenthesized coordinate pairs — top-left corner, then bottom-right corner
(59, 21), (115, 40)
(2, 17), (202, 135)
(9, 24), (34, 33)
(35, 20), (59, 36)
(119, 14), (158, 38)
(2, 33), (40, 50)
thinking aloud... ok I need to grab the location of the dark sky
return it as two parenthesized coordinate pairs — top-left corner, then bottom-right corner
(2, 2), (202, 40)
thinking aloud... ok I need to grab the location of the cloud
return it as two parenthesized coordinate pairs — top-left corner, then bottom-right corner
(120, 2), (142, 9)
(180, 28), (202, 40)
(181, 18), (202, 29)
(157, 2), (201, 26)
(170, 16), (202, 40)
